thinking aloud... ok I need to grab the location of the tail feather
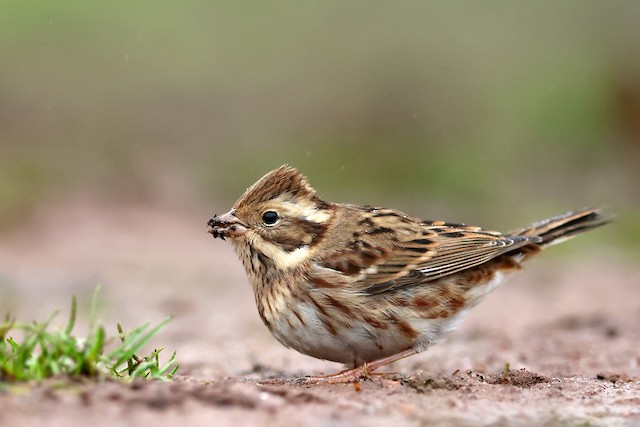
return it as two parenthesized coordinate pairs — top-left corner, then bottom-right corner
(509, 207), (611, 247)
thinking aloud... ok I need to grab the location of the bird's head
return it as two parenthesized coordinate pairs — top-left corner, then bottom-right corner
(207, 165), (334, 268)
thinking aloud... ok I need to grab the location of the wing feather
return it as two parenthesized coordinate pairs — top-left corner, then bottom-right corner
(312, 208), (538, 294)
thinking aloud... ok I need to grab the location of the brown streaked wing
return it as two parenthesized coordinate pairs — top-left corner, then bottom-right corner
(313, 209), (538, 293)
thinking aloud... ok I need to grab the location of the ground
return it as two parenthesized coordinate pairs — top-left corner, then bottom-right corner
(0, 199), (638, 427)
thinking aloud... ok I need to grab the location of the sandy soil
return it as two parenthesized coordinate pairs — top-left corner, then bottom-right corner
(0, 199), (639, 427)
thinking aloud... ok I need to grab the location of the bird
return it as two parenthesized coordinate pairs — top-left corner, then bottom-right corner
(207, 165), (609, 384)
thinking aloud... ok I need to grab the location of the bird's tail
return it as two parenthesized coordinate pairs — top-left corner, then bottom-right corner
(509, 207), (611, 249)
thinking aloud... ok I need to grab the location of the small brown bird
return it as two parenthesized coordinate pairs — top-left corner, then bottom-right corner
(207, 165), (608, 383)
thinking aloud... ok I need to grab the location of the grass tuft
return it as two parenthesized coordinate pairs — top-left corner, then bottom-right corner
(0, 286), (178, 382)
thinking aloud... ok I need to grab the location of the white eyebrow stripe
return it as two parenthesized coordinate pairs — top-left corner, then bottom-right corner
(275, 199), (331, 223)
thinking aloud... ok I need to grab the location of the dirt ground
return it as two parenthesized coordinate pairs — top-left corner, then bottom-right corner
(0, 199), (638, 427)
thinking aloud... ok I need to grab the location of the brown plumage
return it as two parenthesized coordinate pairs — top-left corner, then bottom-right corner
(207, 165), (610, 383)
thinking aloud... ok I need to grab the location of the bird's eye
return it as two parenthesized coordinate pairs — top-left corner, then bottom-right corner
(261, 211), (279, 226)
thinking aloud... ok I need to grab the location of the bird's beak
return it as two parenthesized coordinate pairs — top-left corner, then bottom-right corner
(207, 210), (248, 240)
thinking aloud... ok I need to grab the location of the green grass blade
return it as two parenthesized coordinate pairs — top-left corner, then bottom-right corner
(2, 287), (177, 382)
(81, 325), (105, 376)
(109, 317), (172, 369)
(156, 351), (178, 376)
(7, 337), (20, 353)
(0, 318), (14, 339)
(65, 295), (77, 335)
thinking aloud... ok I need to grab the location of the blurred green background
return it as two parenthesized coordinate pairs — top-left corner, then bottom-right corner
(1, 1), (638, 246)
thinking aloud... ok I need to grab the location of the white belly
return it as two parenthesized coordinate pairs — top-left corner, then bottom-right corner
(269, 300), (416, 366)
(267, 271), (511, 367)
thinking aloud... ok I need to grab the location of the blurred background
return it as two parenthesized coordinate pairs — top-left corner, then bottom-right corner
(0, 2), (639, 372)
(1, 1), (639, 231)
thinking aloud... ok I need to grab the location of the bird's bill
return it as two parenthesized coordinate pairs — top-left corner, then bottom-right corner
(207, 210), (248, 240)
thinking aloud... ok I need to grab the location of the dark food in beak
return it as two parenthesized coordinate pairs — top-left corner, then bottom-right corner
(207, 215), (227, 240)
(207, 211), (246, 240)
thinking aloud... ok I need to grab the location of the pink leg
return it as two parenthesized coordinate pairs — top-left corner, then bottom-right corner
(296, 348), (417, 384)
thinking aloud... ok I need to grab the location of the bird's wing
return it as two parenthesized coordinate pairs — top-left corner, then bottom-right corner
(312, 208), (537, 294)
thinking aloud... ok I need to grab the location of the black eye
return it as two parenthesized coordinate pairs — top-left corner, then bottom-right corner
(261, 211), (279, 225)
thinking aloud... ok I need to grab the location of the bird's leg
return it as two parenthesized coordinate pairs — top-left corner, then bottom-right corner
(295, 348), (417, 384)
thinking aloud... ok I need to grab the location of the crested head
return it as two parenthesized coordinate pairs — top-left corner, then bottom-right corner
(222, 166), (335, 270)
(234, 165), (317, 209)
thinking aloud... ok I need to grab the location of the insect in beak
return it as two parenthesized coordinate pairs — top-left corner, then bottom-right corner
(207, 211), (247, 240)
